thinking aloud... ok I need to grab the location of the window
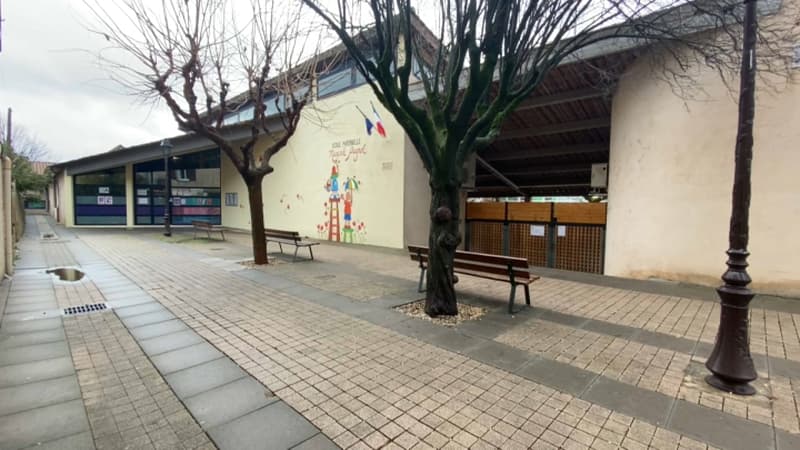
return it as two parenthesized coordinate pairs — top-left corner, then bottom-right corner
(73, 167), (127, 225)
(225, 192), (238, 207)
(793, 45), (800, 68)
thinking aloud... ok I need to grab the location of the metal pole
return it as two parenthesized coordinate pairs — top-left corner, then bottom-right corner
(705, 0), (758, 396)
(161, 139), (172, 237)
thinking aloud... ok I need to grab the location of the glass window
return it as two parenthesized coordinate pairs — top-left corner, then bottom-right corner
(73, 167), (127, 225)
(134, 149), (221, 225)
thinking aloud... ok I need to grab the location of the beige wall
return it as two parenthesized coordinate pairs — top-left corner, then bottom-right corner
(402, 134), (432, 248)
(222, 84), (408, 248)
(607, 54), (800, 297)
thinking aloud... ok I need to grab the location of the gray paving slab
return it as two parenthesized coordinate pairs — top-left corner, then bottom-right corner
(463, 340), (532, 373)
(518, 358), (598, 396)
(0, 318), (62, 334)
(0, 356), (74, 388)
(113, 302), (166, 318)
(0, 375), (81, 416)
(425, 328), (484, 355)
(0, 341), (69, 367)
(150, 342), (224, 375)
(119, 309), (176, 328)
(128, 319), (188, 340)
(20, 431), (94, 450)
(291, 433), (340, 450)
(581, 377), (673, 427)
(4, 302), (59, 314)
(184, 377), (277, 428)
(208, 401), (318, 450)
(165, 357), (248, 398)
(138, 330), (204, 356)
(777, 429), (800, 450)
(668, 401), (774, 450)
(0, 399), (89, 450)
(3, 310), (63, 322)
(0, 328), (65, 349)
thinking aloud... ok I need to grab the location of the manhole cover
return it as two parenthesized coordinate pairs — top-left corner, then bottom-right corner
(46, 268), (85, 282)
(63, 303), (108, 316)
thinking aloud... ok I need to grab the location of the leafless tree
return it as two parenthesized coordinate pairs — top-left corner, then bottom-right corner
(85, 0), (327, 264)
(304, 0), (798, 316)
(0, 115), (50, 162)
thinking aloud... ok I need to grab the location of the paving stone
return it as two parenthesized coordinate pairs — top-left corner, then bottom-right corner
(290, 432), (339, 450)
(165, 357), (247, 399)
(113, 302), (166, 318)
(0, 318), (62, 335)
(208, 402), (318, 450)
(0, 356), (74, 388)
(150, 342), (224, 375)
(120, 310), (176, 329)
(0, 375), (80, 416)
(0, 341), (69, 367)
(128, 319), (188, 340)
(669, 401), (773, 450)
(463, 340), (532, 373)
(518, 359), (597, 396)
(0, 399), (89, 450)
(581, 378), (673, 427)
(0, 329), (66, 349)
(184, 377), (277, 428)
(20, 430), (95, 450)
(138, 330), (204, 356)
(4, 301), (59, 314)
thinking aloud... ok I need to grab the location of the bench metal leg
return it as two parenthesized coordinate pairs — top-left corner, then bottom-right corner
(524, 284), (531, 307)
(308, 246), (314, 260)
(508, 284), (518, 314)
(418, 268), (426, 293)
(220, 230), (225, 241)
(278, 242), (284, 254)
(293, 246), (299, 262)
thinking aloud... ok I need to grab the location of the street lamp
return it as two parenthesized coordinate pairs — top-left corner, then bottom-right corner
(705, 0), (758, 396)
(160, 139), (173, 237)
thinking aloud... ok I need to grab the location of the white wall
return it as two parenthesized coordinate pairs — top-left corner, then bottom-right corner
(606, 54), (800, 297)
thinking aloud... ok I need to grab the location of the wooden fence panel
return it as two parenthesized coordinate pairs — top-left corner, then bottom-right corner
(468, 221), (504, 256)
(508, 223), (548, 267)
(555, 225), (604, 273)
(465, 202), (505, 221)
(554, 203), (607, 224)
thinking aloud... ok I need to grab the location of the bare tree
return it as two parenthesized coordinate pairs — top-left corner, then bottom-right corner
(86, 0), (325, 264)
(0, 115), (50, 162)
(303, 0), (798, 316)
(0, 115), (53, 193)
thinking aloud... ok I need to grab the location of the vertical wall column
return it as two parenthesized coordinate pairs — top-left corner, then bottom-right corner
(64, 175), (75, 227)
(125, 164), (135, 228)
(2, 156), (13, 276)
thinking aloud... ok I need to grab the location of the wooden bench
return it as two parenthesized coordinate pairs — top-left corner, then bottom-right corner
(191, 220), (226, 240)
(265, 228), (319, 262)
(408, 245), (540, 314)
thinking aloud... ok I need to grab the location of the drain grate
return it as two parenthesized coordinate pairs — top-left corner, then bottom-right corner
(63, 303), (108, 316)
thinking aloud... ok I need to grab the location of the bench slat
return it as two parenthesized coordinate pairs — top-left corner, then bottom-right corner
(411, 253), (532, 280)
(408, 245), (528, 269)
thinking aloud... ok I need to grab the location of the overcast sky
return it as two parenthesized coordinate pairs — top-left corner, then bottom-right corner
(0, 0), (179, 163)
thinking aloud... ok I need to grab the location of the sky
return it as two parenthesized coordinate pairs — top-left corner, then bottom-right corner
(0, 0), (180, 163)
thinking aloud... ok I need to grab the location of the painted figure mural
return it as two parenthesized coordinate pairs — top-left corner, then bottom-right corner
(319, 166), (367, 243)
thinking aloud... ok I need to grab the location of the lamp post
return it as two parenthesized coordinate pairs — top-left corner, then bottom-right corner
(160, 139), (173, 237)
(705, 0), (758, 396)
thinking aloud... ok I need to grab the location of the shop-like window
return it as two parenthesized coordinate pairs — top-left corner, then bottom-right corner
(74, 167), (127, 225)
(134, 149), (221, 225)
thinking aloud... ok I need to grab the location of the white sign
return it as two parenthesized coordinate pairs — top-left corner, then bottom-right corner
(557, 225), (567, 237)
(530, 225), (545, 237)
(137, 189), (148, 196)
(97, 196), (113, 205)
(98, 187), (110, 194)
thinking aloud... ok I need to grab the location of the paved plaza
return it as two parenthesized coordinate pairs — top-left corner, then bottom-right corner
(1, 214), (799, 449)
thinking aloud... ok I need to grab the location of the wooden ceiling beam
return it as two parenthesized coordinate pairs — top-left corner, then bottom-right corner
(496, 118), (610, 141)
(482, 144), (607, 161)
(476, 163), (591, 180)
(516, 88), (606, 111)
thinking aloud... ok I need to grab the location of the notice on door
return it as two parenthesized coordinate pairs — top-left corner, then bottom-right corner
(530, 225), (545, 237)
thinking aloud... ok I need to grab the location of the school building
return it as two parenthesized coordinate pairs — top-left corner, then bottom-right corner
(49, 7), (800, 298)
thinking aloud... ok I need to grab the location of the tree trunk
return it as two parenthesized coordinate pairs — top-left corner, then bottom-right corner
(247, 177), (268, 265)
(424, 182), (462, 317)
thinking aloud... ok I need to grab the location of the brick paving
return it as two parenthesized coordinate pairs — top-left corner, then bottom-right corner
(4, 219), (800, 449)
(78, 232), (738, 450)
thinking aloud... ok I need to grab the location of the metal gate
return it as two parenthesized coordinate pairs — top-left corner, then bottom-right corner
(465, 202), (606, 274)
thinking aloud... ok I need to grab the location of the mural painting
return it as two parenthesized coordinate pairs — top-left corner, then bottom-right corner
(317, 135), (371, 243)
